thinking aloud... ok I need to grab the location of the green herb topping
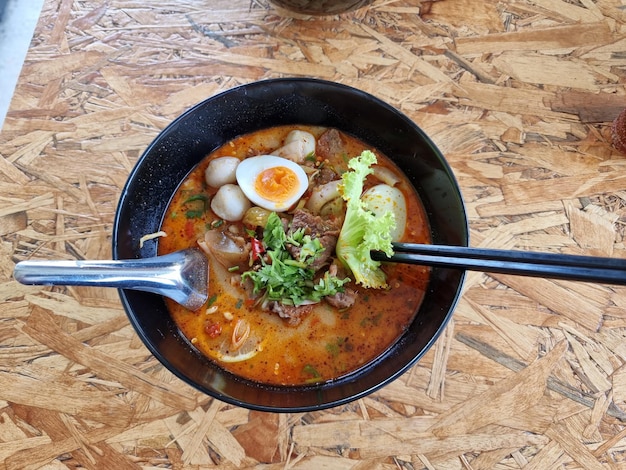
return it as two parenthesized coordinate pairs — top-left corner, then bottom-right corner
(241, 212), (349, 306)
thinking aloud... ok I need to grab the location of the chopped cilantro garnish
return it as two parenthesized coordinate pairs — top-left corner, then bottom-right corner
(183, 194), (209, 219)
(184, 194), (209, 204)
(326, 337), (347, 358)
(326, 342), (339, 357)
(360, 312), (382, 327)
(241, 212), (349, 306)
(302, 364), (321, 381)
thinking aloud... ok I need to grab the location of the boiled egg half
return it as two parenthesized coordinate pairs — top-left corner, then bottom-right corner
(235, 155), (309, 212)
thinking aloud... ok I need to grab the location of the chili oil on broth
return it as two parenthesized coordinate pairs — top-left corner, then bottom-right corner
(158, 125), (431, 386)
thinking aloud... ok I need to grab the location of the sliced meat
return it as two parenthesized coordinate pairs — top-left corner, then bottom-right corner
(317, 128), (347, 161)
(311, 235), (337, 271)
(312, 166), (339, 186)
(286, 209), (340, 270)
(290, 209), (340, 238)
(268, 301), (314, 326)
(325, 287), (357, 309)
(287, 234), (337, 271)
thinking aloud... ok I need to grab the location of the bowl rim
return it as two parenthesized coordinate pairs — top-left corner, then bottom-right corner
(113, 77), (469, 412)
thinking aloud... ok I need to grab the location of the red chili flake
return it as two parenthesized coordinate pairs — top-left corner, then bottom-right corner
(250, 238), (264, 261)
(184, 219), (195, 239)
(204, 321), (222, 338)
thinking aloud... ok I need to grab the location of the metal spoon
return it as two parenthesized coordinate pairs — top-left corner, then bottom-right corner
(13, 248), (209, 311)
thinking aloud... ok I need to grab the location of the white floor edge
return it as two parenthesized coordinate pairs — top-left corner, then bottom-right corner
(0, 0), (45, 131)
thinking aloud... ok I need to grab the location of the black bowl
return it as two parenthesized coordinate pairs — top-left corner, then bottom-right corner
(113, 78), (468, 412)
(269, 0), (376, 15)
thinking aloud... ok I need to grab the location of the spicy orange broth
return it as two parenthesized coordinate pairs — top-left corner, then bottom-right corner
(158, 125), (431, 386)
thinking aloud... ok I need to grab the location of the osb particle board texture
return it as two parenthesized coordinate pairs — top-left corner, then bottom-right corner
(1, 0), (626, 468)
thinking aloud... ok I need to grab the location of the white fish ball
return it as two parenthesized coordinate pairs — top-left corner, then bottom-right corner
(205, 157), (240, 188)
(362, 184), (407, 241)
(210, 184), (252, 221)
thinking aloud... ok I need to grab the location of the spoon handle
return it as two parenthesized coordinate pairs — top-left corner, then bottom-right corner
(373, 243), (626, 285)
(13, 249), (209, 310)
(14, 255), (181, 289)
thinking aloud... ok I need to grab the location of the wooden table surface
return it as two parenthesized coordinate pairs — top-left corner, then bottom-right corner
(1, 0), (626, 468)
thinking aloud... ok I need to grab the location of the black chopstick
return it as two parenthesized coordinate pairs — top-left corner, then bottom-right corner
(371, 242), (626, 285)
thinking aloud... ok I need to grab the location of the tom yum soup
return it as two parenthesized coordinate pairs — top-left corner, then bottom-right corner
(157, 125), (431, 386)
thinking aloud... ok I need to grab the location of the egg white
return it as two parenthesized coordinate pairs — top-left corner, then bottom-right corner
(235, 155), (309, 212)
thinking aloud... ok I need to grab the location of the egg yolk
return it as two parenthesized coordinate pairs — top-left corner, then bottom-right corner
(255, 166), (300, 205)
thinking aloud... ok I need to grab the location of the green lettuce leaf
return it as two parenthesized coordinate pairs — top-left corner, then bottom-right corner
(336, 150), (395, 289)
